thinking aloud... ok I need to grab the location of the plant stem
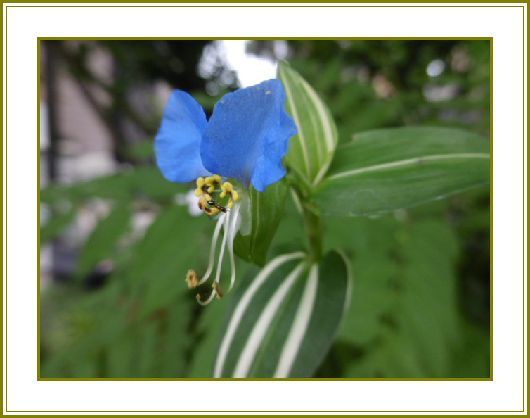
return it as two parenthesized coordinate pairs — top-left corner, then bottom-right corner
(301, 200), (323, 262)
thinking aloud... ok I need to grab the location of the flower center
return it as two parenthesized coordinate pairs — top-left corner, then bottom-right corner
(194, 175), (240, 216)
(187, 175), (242, 305)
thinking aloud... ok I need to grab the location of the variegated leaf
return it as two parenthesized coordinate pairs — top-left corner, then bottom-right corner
(278, 61), (338, 190)
(214, 250), (351, 378)
(315, 127), (490, 216)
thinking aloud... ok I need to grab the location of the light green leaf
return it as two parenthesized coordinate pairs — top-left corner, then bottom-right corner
(278, 61), (338, 189)
(213, 250), (351, 378)
(315, 127), (490, 216)
(234, 180), (288, 266)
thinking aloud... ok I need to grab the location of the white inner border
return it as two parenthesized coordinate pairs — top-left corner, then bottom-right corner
(3, 2), (527, 415)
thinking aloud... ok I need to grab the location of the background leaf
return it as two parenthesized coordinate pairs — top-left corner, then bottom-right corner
(75, 203), (132, 281)
(315, 127), (490, 216)
(214, 251), (351, 378)
(278, 61), (338, 189)
(234, 181), (288, 266)
(341, 220), (463, 377)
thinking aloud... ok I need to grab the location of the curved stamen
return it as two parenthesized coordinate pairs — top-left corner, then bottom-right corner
(198, 212), (226, 286)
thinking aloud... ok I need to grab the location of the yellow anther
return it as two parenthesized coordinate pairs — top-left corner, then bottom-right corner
(219, 191), (226, 199)
(221, 182), (234, 193)
(227, 200), (234, 209)
(207, 185), (215, 194)
(196, 177), (205, 188)
(194, 188), (203, 197)
(232, 190), (239, 202)
(186, 270), (199, 289)
(205, 175), (221, 186)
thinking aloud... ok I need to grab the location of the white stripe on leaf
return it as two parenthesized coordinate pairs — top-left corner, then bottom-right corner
(301, 78), (336, 153)
(280, 69), (312, 177)
(274, 264), (319, 378)
(327, 153), (490, 181)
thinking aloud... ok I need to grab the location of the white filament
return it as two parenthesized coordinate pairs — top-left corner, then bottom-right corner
(197, 204), (241, 305)
(214, 212), (231, 284)
(199, 212), (226, 286)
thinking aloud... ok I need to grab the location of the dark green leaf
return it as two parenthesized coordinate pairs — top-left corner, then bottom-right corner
(338, 219), (465, 378)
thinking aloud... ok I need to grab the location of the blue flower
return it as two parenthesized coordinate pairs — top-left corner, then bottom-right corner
(155, 79), (297, 305)
(155, 79), (297, 193)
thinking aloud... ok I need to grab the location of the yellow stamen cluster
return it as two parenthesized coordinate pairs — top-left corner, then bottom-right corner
(194, 175), (222, 216)
(193, 175), (240, 215)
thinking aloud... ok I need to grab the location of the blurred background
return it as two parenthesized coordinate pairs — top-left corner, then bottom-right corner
(40, 40), (490, 378)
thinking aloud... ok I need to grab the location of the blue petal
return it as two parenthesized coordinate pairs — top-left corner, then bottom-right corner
(251, 109), (297, 191)
(154, 90), (210, 183)
(200, 79), (297, 191)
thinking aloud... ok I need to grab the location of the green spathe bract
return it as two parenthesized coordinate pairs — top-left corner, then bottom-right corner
(233, 180), (288, 266)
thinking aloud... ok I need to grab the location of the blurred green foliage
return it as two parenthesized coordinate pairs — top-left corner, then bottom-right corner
(40, 40), (490, 378)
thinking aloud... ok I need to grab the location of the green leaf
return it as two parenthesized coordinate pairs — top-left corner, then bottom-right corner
(75, 203), (132, 280)
(40, 206), (76, 243)
(213, 250), (351, 378)
(128, 206), (208, 318)
(234, 180), (288, 266)
(278, 61), (338, 189)
(337, 218), (465, 378)
(315, 127), (490, 216)
(41, 167), (182, 206)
